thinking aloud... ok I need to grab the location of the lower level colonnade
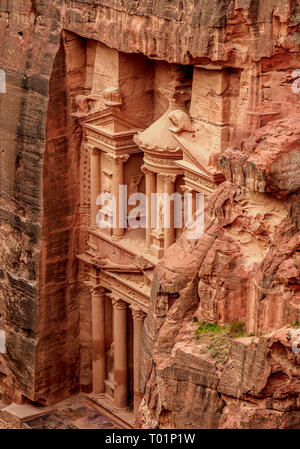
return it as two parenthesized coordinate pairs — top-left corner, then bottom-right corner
(90, 284), (146, 422)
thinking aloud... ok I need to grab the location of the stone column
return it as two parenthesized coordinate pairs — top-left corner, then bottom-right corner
(162, 174), (177, 251)
(181, 185), (196, 218)
(150, 174), (165, 259)
(87, 145), (100, 227)
(130, 306), (146, 418)
(91, 286), (106, 394)
(112, 297), (128, 409)
(106, 154), (130, 238)
(142, 166), (156, 249)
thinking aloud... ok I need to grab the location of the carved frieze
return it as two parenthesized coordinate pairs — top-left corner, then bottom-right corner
(184, 170), (215, 191)
(99, 270), (149, 312)
(144, 154), (182, 170)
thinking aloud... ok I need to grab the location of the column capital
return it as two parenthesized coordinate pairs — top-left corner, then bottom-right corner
(141, 165), (153, 175)
(159, 173), (177, 184)
(181, 184), (194, 193)
(86, 144), (99, 156)
(112, 297), (127, 310)
(130, 306), (146, 321)
(90, 285), (106, 296)
(105, 153), (130, 165)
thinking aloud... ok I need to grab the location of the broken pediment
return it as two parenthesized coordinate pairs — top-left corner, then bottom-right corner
(134, 107), (184, 153)
(81, 107), (144, 154)
(172, 126), (225, 184)
(82, 107), (144, 135)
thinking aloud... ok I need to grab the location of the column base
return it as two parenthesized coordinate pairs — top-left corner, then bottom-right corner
(111, 234), (124, 241)
(88, 393), (134, 429)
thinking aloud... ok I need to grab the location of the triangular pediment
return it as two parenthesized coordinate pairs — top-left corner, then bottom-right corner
(82, 108), (144, 134)
(178, 141), (199, 169)
(172, 132), (212, 176)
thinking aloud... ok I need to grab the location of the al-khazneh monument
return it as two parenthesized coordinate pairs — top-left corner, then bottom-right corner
(0, 0), (300, 429)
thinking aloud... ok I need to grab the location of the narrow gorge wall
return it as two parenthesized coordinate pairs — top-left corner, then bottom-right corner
(0, 0), (300, 427)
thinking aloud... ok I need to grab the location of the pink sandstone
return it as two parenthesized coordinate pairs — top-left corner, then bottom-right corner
(0, 0), (300, 429)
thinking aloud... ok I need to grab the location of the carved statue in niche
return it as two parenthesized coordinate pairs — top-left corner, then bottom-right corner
(127, 174), (144, 215)
(128, 175), (143, 196)
(97, 170), (113, 231)
(157, 199), (164, 232)
(105, 342), (114, 391)
(103, 170), (113, 193)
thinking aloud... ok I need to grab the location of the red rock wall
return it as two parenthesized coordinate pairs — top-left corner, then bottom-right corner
(0, 0), (300, 424)
(138, 112), (300, 428)
(139, 176), (300, 428)
(36, 38), (81, 404)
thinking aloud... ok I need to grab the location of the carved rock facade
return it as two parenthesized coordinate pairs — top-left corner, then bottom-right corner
(0, 0), (300, 428)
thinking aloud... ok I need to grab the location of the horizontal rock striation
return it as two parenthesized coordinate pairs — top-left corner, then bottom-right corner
(0, 0), (300, 427)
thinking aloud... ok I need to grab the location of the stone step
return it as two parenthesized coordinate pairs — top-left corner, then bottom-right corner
(0, 403), (52, 427)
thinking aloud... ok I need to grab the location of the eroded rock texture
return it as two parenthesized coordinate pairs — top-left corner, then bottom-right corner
(0, 0), (300, 428)
(139, 119), (300, 428)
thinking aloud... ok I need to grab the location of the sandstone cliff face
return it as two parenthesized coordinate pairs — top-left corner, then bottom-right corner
(0, 0), (300, 426)
(139, 117), (300, 428)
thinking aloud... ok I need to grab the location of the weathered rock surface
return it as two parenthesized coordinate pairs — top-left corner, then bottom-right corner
(139, 233), (300, 428)
(139, 117), (300, 427)
(1, 0), (300, 428)
(221, 116), (300, 194)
